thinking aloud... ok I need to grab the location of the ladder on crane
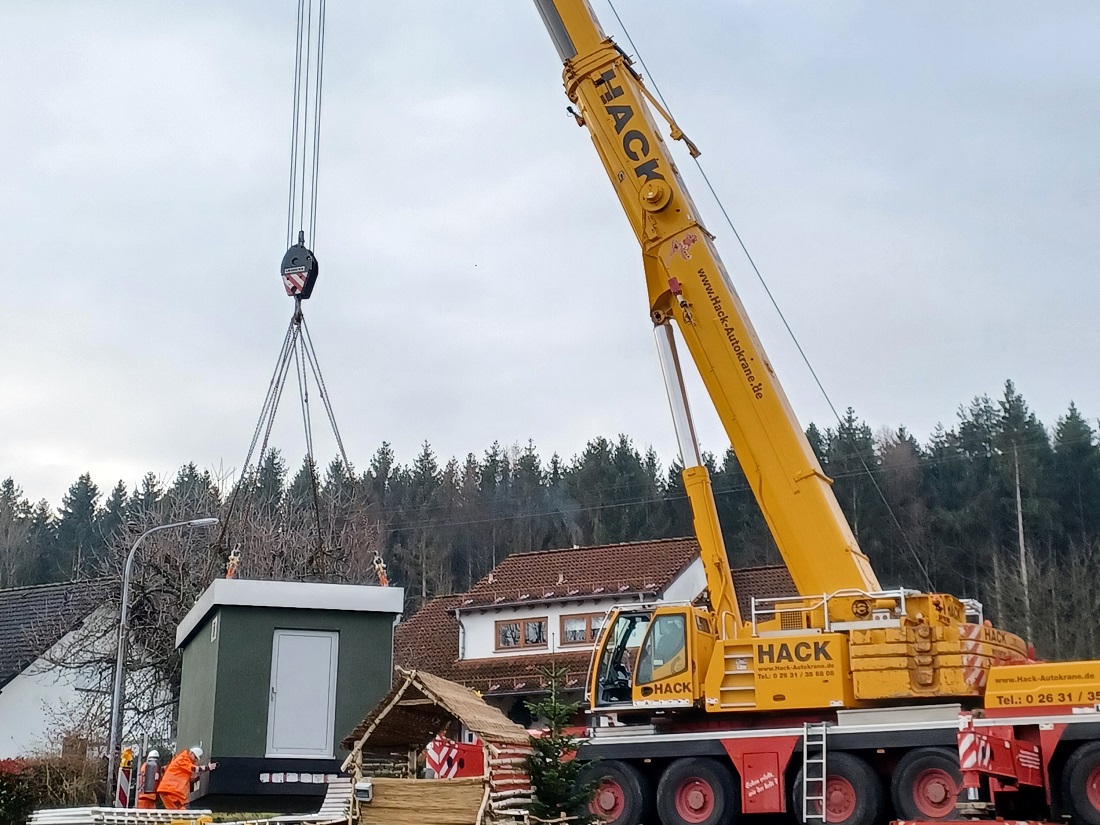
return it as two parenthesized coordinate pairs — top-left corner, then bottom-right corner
(802, 721), (829, 824)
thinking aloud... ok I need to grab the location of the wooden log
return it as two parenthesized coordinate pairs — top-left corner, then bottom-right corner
(490, 788), (533, 801)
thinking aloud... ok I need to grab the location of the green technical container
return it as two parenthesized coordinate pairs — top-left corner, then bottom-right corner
(174, 578), (403, 812)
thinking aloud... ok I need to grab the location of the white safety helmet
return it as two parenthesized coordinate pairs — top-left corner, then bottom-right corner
(189, 746), (204, 760)
(147, 749), (159, 759)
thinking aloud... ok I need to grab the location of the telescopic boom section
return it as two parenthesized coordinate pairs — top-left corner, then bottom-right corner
(532, 0), (880, 597)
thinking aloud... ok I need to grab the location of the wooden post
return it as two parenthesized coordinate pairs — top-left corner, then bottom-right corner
(349, 748), (364, 825)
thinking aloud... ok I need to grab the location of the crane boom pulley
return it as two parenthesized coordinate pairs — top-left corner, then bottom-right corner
(282, 229), (319, 300)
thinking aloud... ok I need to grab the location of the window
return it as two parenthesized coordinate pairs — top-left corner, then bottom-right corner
(496, 618), (548, 651)
(560, 613), (607, 645)
(593, 612), (650, 706)
(636, 613), (688, 685)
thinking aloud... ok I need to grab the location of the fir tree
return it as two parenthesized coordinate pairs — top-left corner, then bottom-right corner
(26, 499), (57, 584)
(525, 665), (596, 825)
(55, 473), (102, 578)
(0, 478), (32, 587)
(1054, 402), (1100, 544)
(97, 480), (129, 550)
(128, 472), (163, 520)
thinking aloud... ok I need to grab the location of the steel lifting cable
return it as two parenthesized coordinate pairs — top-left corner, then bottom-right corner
(218, 302), (352, 564)
(292, 321), (323, 563)
(299, 315), (352, 472)
(217, 319), (298, 550)
(220, 0), (390, 583)
(285, 0), (326, 251)
(605, 0), (933, 591)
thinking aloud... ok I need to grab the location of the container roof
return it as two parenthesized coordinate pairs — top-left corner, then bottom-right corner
(175, 578), (405, 648)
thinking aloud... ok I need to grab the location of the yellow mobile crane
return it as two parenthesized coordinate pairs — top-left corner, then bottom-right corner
(529, 3), (1100, 825)
(535, 0), (1026, 714)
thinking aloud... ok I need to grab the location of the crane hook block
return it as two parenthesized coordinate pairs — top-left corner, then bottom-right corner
(281, 232), (319, 300)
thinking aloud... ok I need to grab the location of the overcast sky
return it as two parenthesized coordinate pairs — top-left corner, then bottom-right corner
(2, 2), (1098, 506)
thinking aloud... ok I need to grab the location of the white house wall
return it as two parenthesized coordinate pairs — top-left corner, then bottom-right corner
(458, 558), (708, 660)
(0, 653), (88, 758)
(0, 619), (173, 759)
(661, 558), (707, 604)
(459, 597), (622, 659)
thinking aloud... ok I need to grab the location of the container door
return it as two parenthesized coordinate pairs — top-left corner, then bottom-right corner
(266, 629), (339, 758)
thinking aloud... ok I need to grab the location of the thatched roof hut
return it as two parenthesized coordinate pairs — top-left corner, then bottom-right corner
(341, 668), (532, 825)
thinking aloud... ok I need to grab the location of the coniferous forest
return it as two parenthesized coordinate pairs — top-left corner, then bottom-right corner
(4, 380), (1100, 664)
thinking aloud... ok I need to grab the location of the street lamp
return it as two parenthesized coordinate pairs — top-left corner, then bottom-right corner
(105, 517), (219, 802)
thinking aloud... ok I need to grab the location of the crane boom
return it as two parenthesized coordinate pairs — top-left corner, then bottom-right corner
(533, 0), (879, 596)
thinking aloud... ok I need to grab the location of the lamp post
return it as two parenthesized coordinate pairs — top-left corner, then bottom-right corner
(105, 517), (219, 801)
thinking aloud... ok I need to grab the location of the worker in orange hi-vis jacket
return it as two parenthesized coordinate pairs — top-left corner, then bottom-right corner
(156, 746), (217, 809)
(136, 749), (160, 809)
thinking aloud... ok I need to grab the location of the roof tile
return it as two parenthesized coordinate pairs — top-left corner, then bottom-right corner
(0, 579), (110, 688)
(462, 537), (699, 608)
(731, 565), (797, 617)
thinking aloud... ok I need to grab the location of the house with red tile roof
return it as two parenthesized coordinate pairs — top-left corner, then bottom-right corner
(393, 537), (794, 723)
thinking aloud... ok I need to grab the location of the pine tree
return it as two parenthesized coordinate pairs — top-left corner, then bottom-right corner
(0, 479), (32, 587)
(546, 452), (579, 549)
(287, 458), (319, 511)
(55, 473), (102, 578)
(366, 442), (396, 510)
(713, 447), (776, 567)
(509, 441), (550, 553)
(480, 441), (510, 568)
(567, 437), (617, 545)
(824, 408), (884, 546)
(26, 499), (57, 584)
(166, 463), (221, 511)
(128, 472), (163, 520)
(525, 665), (596, 825)
(393, 442), (446, 605)
(876, 428), (932, 588)
(97, 480), (129, 551)
(1053, 402), (1100, 544)
(252, 449), (287, 519)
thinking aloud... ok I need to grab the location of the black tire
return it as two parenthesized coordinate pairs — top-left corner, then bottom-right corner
(656, 757), (739, 825)
(1062, 741), (1100, 825)
(577, 759), (653, 825)
(792, 752), (883, 825)
(890, 747), (962, 820)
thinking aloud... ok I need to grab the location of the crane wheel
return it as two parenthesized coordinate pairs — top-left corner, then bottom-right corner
(890, 747), (962, 820)
(577, 759), (652, 825)
(656, 757), (739, 825)
(793, 751), (883, 825)
(1062, 741), (1100, 825)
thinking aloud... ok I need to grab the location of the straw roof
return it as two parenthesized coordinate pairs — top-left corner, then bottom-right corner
(342, 667), (530, 755)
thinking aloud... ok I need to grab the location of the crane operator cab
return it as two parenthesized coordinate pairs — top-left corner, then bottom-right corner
(590, 605), (715, 710)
